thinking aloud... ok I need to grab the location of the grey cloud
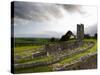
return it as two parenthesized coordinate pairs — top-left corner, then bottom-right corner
(14, 1), (63, 21)
(61, 4), (86, 14)
(13, 1), (84, 22)
(84, 24), (97, 36)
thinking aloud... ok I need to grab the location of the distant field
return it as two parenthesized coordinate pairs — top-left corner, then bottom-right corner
(14, 38), (52, 47)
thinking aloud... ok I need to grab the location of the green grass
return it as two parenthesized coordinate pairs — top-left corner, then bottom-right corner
(14, 45), (43, 58)
(14, 39), (97, 73)
(14, 45), (53, 64)
(14, 45), (42, 52)
(15, 65), (53, 73)
(14, 38), (51, 47)
(18, 55), (53, 64)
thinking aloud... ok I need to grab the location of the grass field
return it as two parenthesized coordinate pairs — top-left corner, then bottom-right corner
(14, 38), (52, 47)
(14, 45), (42, 53)
(14, 45), (43, 61)
(17, 55), (53, 64)
(13, 38), (97, 73)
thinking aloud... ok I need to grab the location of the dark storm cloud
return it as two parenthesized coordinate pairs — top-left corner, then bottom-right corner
(61, 5), (85, 14)
(13, 1), (63, 21)
(13, 1), (83, 22)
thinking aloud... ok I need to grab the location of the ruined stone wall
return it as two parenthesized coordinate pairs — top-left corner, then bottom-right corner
(70, 54), (97, 70)
(57, 53), (97, 71)
(32, 51), (47, 58)
(45, 41), (79, 56)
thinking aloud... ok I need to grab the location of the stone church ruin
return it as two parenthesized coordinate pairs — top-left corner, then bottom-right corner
(15, 24), (85, 61)
(45, 24), (85, 56)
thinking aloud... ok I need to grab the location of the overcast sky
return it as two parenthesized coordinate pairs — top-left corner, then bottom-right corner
(12, 1), (97, 38)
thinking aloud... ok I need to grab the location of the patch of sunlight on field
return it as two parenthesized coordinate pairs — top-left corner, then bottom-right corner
(14, 45), (44, 60)
(14, 45), (42, 52)
(60, 39), (97, 65)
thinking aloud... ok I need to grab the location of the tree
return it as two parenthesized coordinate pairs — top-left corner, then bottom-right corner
(50, 37), (56, 42)
(84, 34), (91, 39)
(60, 31), (73, 41)
(94, 33), (97, 39)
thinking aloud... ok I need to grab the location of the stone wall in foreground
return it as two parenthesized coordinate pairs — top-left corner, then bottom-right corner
(58, 53), (97, 71)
